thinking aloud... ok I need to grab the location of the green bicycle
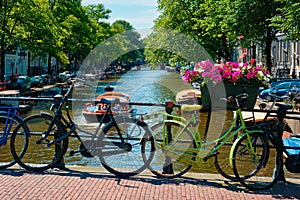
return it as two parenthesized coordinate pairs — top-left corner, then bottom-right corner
(148, 93), (279, 188)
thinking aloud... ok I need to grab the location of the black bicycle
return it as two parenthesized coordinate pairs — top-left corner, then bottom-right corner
(10, 84), (155, 177)
(262, 91), (300, 177)
(232, 92), (299, 190)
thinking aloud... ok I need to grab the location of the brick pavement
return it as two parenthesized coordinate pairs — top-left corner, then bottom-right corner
(0, 165), (300, 200)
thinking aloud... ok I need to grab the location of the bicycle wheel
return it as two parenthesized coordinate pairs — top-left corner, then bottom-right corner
(214, 128), (238, 181)
(11, 114), (69, 172)
(232, 131), (282, 190)
(148, 121), (196, 178)
(0, 113), (27, 169)
(97, 117), (155, 177)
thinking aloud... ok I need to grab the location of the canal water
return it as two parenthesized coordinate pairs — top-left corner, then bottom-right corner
(21, 68), (300, 180)
(27, 68), (202, 167)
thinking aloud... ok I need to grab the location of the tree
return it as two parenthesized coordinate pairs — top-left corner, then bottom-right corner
(110, 20), (143, 64)
(146, 0), (284, 72)
(193, 0), (237, 61)
(0, 0), (40, 80)
(0, 0), (67, 78)
(270, 0), (300, 40)
(232, 0), (282, 71)
(146, 0), (238, 64)
(18, 0), (67, 75)
(145, 0), (206, 64)
(0, 0), (142, 80)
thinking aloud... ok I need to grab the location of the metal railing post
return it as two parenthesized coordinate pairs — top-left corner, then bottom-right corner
(162, 101), (174, 174)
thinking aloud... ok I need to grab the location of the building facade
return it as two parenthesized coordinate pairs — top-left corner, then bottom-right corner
(4, 47), (57, 77)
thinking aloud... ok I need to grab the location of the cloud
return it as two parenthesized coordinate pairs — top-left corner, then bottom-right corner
(82, 0), (157, 7)
(106, 16), (155, 29)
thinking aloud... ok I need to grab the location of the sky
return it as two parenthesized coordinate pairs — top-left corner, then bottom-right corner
(81, 0), (159, 32)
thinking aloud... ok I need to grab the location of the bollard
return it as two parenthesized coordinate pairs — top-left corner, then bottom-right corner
(162, 101), (174, 174)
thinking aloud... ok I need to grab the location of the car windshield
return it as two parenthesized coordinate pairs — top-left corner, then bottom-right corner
(275, 82), (290, 89)
(291, 82), (300, 88)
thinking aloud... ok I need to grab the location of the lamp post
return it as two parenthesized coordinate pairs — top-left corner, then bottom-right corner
(292, 41), (297, 79)
(18, 47), (26, 75)
(11, 62), (14, 88)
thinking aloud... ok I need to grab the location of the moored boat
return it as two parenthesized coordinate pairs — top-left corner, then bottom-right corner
(0, 90), (32, 113)
(176, 89), (201, 105)
(82, 91), (132, 123)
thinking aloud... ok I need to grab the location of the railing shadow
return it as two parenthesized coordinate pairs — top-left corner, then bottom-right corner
(0, 167), (299, 199)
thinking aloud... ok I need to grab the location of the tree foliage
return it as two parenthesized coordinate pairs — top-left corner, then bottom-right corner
(270, 0), (300, 40)
(145, 0), (294, 72)
(0, 0), (138, 80)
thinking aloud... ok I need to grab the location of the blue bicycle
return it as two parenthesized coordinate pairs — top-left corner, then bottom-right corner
(0, 105), (27, 169)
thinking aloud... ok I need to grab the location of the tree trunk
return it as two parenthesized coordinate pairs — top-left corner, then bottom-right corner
(27, 51), (31, 76)
(0, 50), (5, 82)
(252, 45), (256, 60)
(265, 28), (272, 72)
(48, 54), (52, 76)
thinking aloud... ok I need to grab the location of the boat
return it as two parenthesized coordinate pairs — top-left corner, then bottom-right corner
(82, 91), (132, 123)
(176, 89), (201, 105)
(0, 90), (32, 113)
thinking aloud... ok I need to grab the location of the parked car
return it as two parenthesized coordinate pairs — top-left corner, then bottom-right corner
(270, 78), (299, 88)
(0, 82), (6, 91)
(259, 81), (300, 100)
(17, 75), (30, 91)
(41, 74), (50, 85)
(30, 75), (43, 87)
(4, 74), (19, 89)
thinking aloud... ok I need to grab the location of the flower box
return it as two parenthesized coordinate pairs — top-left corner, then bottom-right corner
(200, 83), (259, 109)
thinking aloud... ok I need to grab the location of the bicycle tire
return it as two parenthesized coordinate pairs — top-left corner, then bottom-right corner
(11, 114), (69, 172)
(97, 117), (155, 177)
(232, 131), (282, 190)
(214, 128), (238, 181)
(147, 121), (196, 178)
(0, 113), (27, 169)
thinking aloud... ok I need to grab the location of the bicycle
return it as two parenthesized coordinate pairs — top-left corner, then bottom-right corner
(236, 90), (300, 189)
(10, 84), (155, 177)
(230, 93), (289, 190)
(149, 93), (274, 187)
(0, 105), (28, 169)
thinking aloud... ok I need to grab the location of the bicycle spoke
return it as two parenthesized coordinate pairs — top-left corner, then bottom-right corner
(232, 132), (282, 190)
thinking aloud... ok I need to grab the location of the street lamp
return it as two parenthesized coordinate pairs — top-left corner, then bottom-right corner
(11, 62), (14, 88)
(18, 47), (26, 75)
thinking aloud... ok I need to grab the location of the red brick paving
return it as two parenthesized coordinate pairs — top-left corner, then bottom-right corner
(0, 166), (300, 200)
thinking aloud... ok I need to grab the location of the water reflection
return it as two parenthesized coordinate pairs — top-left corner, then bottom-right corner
(24, 69), (192, 167)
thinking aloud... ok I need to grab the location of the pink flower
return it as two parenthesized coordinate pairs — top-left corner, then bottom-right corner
(182, 60), (270, 87)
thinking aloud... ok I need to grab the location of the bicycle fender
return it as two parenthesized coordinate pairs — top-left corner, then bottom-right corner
(164, 119), (186, 128)
(40, 112), (53, 117)
(163, 119), (196, 140)
(163, 119), (194, 132)
(229, 130), (264, 167)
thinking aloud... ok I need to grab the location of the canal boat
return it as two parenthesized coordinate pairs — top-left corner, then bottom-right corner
(176, 89), (201, 105)
(0, 90), (32, 113)
(82, 91), (132, 123)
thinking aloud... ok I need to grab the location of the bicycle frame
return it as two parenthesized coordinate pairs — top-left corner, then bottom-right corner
(42, 87), (123, 147)
(39, 85), (148, 155)
(157, 103), (263, 167)
(0, 106), (23, 146)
